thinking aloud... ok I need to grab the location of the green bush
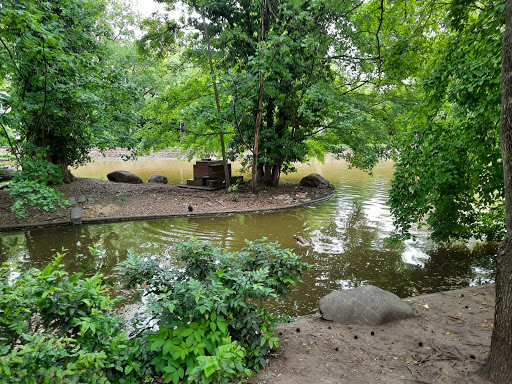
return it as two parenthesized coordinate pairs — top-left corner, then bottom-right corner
(8, 154), (68, 216)
(117, 238), (310, 383)
(0, 252), (153, 383)
(0, 239), (309, 383)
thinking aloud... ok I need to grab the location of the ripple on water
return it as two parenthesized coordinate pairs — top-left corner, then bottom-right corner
(0, 159), (498, 316)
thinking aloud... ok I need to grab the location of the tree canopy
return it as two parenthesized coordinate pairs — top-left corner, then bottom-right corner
(136, 0), (394, 186)
(0, 0), (141, 182)
(384, 0), (505, 242)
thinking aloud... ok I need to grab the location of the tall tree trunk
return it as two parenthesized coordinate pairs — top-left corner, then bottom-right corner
(55, 158), (74, 184)
(251, 0), (265, 194)
(483, 0), (512, 381)
(270, 161), (282, 187)
(263, 164), (272, 185)
(201, 7), (230, 190)
(256, 163), (264, 184)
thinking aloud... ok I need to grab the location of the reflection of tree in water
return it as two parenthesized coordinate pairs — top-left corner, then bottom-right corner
(409, 243), (497, 295)
(0, 235), (31, 267)
(293, 190), (497, 311)
(21, 226), (105, 272)
(305, 195), (407, 289)
(7, 225), (139, 277)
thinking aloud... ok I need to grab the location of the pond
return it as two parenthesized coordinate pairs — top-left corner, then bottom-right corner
(0, 158), (496, 316)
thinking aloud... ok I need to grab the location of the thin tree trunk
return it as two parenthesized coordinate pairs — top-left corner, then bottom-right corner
(201, 7), (230, 190)
(251, 0), (265, 193)
(483, 0), (512, 381)
(256, 164), (264, 183)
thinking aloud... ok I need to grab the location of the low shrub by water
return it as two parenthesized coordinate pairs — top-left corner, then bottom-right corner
(0, 238), (309, 383)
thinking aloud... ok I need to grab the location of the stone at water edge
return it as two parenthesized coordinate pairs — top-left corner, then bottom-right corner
(300, 173), (330, 188)
(0, 166), (17, 182)
(107, 170), (143, 184)
(71, 207), (83, 226)
(147, 174), (168, 184)
(318, 285), (415, 326)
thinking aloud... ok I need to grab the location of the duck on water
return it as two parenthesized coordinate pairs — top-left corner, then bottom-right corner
(294, 235), (312, 247)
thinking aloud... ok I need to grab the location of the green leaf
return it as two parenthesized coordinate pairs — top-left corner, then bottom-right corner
(150, 338), (165, 351)
(181, 328), (194, 337)
(217, 320), (227, 334)
(41, 263), (52, 277)
(163, 339), (174, 355)
(204, 364), (216, 378)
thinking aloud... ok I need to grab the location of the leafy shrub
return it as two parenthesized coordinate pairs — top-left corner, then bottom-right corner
(0, 252), (153, 383)
(0, 239), (308, 384)
(8, 154), (68, 216)
(117, 238), (310, 383)
(228, 183), (239, 201)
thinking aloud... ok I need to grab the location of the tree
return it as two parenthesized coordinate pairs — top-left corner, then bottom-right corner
(387, 0), (505, 242)
(139, 0), (393, 187)
(485, 0), (512, 380)
(377, 0), (510, 380)
(0, 0), (140, 182)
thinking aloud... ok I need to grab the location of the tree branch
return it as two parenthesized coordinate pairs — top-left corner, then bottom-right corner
(0, 122), (20, 163)
(37, 37), (49, 131)
(0, 36), (21, 76)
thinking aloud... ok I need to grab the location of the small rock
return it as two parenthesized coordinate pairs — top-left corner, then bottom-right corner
(107, 170), (143, 184)
(71, 207), (83, 226)
(148, 174), (168, 184)
(0, 166), (17, 182)
(300, 173), (330, 188)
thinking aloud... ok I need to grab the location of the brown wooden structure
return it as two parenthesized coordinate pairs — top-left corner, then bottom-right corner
(185, 159), (242, 189)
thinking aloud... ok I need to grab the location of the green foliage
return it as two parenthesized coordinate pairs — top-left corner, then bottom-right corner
(188, 338), (251, 384)
(386, 0), (505, 242)
(0, 0), (141, 180)
(116, 238), (310, 382)
(228, 182), (239, 201)
(1, 238), (308, 383)
(139, 0), (393, 185)
(0, 252), (152, 383)
(8, 153), (69, 217)
(147, 317), (244, 383)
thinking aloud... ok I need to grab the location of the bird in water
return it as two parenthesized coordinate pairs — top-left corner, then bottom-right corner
(188, 204), (193, 212)
(294, 235), (312, 247)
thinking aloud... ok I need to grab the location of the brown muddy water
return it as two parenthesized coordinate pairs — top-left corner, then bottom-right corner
(0, 158), (496, 316)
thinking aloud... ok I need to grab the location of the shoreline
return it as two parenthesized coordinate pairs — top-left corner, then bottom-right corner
(0, 178), (335, 233)
(248, 283), (495, 384)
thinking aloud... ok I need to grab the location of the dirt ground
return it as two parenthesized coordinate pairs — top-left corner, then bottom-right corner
(249, 284), (495, 384)
(0, 170), (496, 384)
(0, 177), (334, 231)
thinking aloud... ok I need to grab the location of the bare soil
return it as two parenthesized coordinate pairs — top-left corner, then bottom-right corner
(0, 173), (495, 384)
(0, 178), (334, 230)
(249, 284), (495, 384)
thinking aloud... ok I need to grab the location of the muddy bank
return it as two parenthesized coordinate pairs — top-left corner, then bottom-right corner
(249, 284), (495, 384)
(0, 178), (334, 232)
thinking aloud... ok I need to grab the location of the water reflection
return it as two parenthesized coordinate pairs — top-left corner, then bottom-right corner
(0, 159), (497, 316)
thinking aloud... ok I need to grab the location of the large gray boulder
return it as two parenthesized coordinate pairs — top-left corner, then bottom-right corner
(0, 166), (17, 182)
(318, 285), (415, 326)
(147, 174), (168, 184)
(107, 170), (143, 184)
(300, 173), (330, 188)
